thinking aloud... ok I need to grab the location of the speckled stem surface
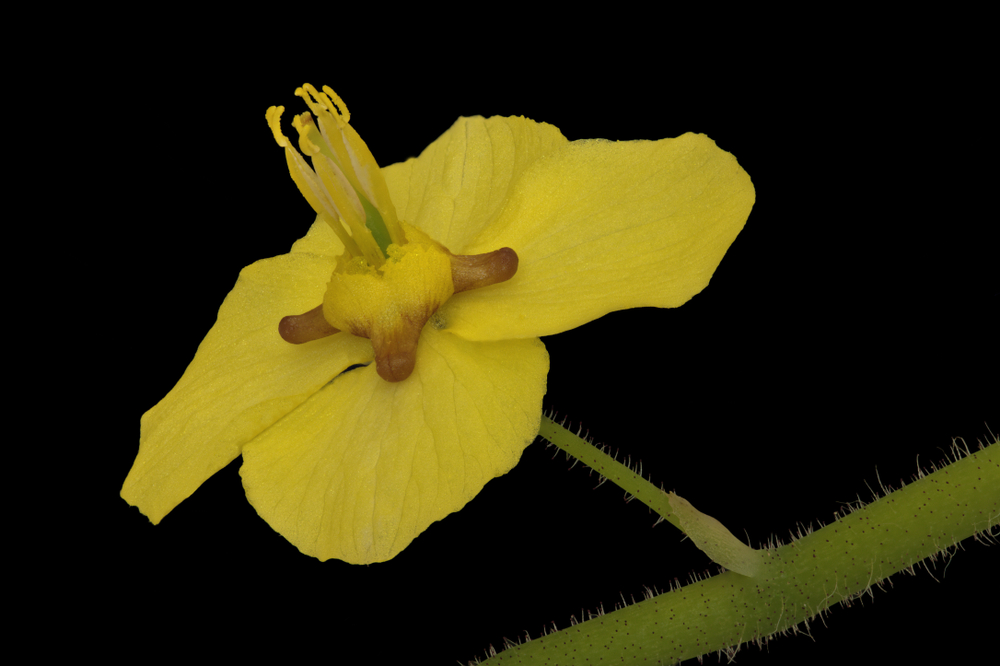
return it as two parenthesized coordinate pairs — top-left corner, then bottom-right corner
(488, 425), (998, 665)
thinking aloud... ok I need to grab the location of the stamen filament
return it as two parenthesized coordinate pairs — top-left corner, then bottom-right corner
(267, 105), (363, 259)
(295, 84), (406, 250)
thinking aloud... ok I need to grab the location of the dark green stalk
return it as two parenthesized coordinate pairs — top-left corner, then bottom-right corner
(479, 420), (998, 665)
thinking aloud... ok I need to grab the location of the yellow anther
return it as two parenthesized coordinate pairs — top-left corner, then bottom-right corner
(295, 84), (347, 129)
(266, 106), (291, 148)
(322, 86), (350, 126)
(291, 113), (322, 157)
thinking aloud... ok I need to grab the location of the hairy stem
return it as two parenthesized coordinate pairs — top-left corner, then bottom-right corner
(481, 424), (999, 665)
(538, 414), (682, 531)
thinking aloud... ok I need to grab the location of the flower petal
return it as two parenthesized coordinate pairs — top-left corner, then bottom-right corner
(288, 212), (348, 257)
(437, 133), (755, 340)
(123, 234), (373, 524)
(381, 116), (568, 253)
(239, 327), (548, 563)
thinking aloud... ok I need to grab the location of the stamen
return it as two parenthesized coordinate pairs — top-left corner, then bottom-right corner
(279, 305), (340, 344)
(450, 248), (519, 293)
(270, 87), (519, 383)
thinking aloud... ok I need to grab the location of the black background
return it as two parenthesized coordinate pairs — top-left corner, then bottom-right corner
(87, 16), (995, 666)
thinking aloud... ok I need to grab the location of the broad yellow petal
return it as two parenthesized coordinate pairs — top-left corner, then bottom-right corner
(123, 244), (373, 523)
(239, 327), (548, 564)
(439, 133), (755, 340)
(381, 115), (568, 253)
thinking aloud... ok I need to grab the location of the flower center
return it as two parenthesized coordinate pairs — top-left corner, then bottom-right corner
(269, 84), (518, 382)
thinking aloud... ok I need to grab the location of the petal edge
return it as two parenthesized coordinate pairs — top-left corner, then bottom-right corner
(441, 133), (755, 340)
(240, 328), (548, 563)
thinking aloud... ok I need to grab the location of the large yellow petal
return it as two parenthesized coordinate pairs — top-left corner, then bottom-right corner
(239, 327), (548, 564)
(123, 236), (373, 524)
(381, 115), (568, 253)
(436, 133), (755, 340)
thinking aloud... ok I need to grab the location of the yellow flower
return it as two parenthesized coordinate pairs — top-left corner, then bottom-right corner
(122, 84), (754, 564)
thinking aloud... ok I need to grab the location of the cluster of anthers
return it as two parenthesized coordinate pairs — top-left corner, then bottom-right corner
(267, 84), (518, 382)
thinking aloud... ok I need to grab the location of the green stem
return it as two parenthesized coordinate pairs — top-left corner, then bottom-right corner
(538, 415), (682, 532)
(482, 422), (999, 665)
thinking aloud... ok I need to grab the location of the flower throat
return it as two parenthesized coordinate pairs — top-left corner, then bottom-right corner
(267, 84), (518, 382)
